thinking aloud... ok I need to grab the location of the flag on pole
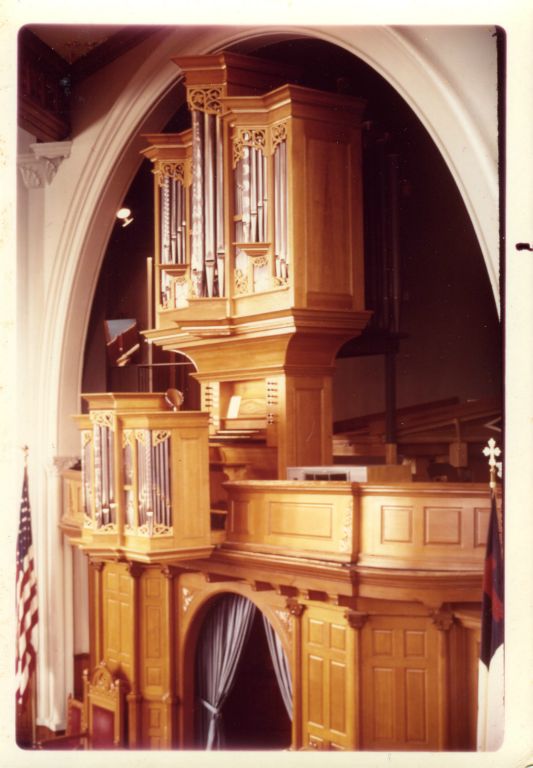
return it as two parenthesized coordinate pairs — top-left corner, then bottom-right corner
(476, 484), (504, 749)
(15, 462), (39, 705)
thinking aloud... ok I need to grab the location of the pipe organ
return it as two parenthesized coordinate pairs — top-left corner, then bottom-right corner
(75, 393), (212, 560)
(59, 52), (491, 755)
(143, 53), (371, 476)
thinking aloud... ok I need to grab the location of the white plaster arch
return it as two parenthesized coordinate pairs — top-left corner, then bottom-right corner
(33, 24), (499, 727)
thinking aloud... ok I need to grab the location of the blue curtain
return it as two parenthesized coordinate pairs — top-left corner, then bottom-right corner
(262, 614), (293, 720)
(196, 595), (256, 749)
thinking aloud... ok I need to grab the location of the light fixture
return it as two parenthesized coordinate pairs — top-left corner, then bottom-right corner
(116, 207), (133, 227)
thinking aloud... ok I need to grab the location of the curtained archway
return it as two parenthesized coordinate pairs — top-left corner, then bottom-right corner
(193, 593), (292, 750)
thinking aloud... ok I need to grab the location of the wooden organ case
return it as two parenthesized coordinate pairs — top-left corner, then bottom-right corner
(142, 53), (371, 478)
(63, 52), (491, 754)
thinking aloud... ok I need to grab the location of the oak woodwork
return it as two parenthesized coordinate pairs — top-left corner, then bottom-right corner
(142, 52), (371, 479)
(301, 602), (357, 750)
(60, 468), (84, 542)
(83, 662), (128, 748)
(360, 615), (443, 750)
(74, 393), (213, 562)
(358, 482), (495, 571)
(60, 51), (496, 753)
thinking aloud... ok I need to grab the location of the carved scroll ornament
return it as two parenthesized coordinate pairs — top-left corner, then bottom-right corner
(188, 87), (223, 115)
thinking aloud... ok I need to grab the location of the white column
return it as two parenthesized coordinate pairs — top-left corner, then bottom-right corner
(35, 456), (77, 731)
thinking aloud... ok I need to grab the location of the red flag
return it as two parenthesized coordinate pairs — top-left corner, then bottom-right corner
(15, 466), (39, 704)
(480, 490), (504, 667)
(477, 488), (504, 750)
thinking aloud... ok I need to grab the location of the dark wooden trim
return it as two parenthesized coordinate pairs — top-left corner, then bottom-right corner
(74, 653), (90, 701)
(18, 27), (70, 140)
(18, 25), (166, 140)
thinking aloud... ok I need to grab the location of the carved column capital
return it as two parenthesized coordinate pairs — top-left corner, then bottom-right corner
(124, 561), (143, 579)
(50, 455), (79, 475)
(286, 597), (306, 618)
(18, 141), (72, 188)
(161, 564), (180, 581)
(431, 608), (455, 632)
(344, 610), (369, 630)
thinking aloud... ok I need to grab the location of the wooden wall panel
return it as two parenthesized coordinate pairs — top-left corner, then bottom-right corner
(308, 655), (324, 726)
(301, 604), (356, 750)
(424, 507), (461, 544)
(224, 481), (358, 561)
(139, 569), (175, 748)
(175, 430), (210, 543)
(102, 563), (134, 680)
(142, 701), (165, 749)
(306, 135), (353, 304)
(372, 668), (395, 740)
(268, 501), (333, 538)
(382, 505), (413, 542)
(359, 485), (492, 570)
(361, 616), (442, 750)
(293, 382), (324, 467)
(330, 661), (347, 733)
(448, 610), (481, 749)
(140, 572), (166, 696)
(474, 506), (490, 548)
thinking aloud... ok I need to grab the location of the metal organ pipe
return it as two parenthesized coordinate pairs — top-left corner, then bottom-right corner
(274, 141), (288, 279)
(216, 116), (225, 295)
(145, 430), (153, 534)
(108, 426), (114, 524)
(93, 424), (102, 526)
(178, 182), (186, 264)
(204, 111), (216, 297)
(101, 426), (108, 524)
(191, 110), (205, 297)
(242, 145), (251, 243)
(161, 176), (170, 264)
(280, 140), (288, 276)
(274, 147), (281, 278)
(170, 177), (176, 264)
(235, 159), (243, 241)
(163, 440), (170, 528)
(250, 147), (258, 242)
(137, 433), (146, 528)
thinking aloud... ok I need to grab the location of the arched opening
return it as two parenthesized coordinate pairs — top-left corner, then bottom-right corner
(193, 594), (292, 750)
(222, 610), (292, 750)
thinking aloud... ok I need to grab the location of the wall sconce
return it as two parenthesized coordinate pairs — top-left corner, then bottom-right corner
(116, 207), (133, 227)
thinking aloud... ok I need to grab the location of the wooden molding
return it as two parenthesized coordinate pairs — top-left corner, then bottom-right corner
(344, 609), (369, 630)
(431, 607), (455, 632)
(286, 597), (305, 617)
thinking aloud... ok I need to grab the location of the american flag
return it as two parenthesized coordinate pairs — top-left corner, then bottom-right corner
(16, 465), (38, 704)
